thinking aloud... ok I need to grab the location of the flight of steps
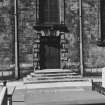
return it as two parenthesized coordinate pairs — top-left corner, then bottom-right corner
(24, 69), (89, 83)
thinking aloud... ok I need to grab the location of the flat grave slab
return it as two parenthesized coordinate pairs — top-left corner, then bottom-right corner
(24, 87), (105, 105)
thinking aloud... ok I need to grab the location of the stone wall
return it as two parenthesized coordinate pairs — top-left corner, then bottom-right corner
(60, 0), (80, 70)
(0, 0), (104, 74)
(82, 0), (105, 70)
(64, 0), (105, 72)
(0, 0), (14, 70)
(18, 0), (37, 68)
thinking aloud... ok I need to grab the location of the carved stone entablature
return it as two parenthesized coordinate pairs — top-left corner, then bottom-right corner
(33, 24), (69, 33)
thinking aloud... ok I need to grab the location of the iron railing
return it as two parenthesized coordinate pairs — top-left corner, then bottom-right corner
(92, 81), (105, 95)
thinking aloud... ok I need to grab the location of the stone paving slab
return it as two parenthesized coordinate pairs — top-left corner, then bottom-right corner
(13, 102), (26, 105)
(13, 89), (25, 102)
(12, 89), (25, 105)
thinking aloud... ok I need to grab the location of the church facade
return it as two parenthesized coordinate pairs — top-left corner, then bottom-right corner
(0, 0), (104, 78)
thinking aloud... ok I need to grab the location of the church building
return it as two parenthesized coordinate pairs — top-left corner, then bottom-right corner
(0, 0), (105, 79)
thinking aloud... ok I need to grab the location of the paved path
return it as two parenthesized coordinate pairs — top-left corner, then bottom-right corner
(12, 87), (105, 105)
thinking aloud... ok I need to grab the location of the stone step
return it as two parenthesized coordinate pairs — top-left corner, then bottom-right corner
(24, 77), (89, 84)
(34, 69), (75, 74)
(27, 74), (81, 80)
(30, 72), (78, 77)
(25, 69), (81, 84)
(36, 75), (81, 80)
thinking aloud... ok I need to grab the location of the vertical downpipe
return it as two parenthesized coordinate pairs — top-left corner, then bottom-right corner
(64, 0), (65, 24)
(98, 0), (101, 40)
(14, 0), (19, 79)
(79, 0), (84, 76)
(59, 0), (61, 23)
(59, 0), (61, 68)
(36, 0), (37, 21)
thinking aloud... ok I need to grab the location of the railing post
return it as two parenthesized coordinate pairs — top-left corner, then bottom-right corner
(91, 79), (94, 90)
(3, 81), (7, 86)
(8, 95), (12, 105)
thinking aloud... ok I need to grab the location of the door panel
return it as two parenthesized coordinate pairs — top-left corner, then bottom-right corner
(40, 36), (60, 69)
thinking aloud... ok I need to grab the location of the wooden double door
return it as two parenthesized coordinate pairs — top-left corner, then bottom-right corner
(40, 36), (60, 69)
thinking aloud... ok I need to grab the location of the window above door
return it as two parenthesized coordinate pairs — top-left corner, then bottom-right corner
(39, 0), (60, 25)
